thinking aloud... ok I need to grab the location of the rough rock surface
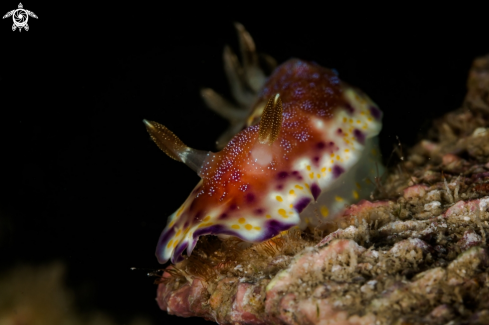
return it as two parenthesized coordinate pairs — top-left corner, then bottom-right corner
(155, 55), (489, 324)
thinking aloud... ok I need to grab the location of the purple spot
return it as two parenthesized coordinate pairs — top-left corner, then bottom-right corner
(345, 103), (355, 115)
(332, 165), (345, 179)
(313, 156), (320, 163)
(311, 183), (321, 200)
(292, 171), (299, 175)
(316, 142), (326, 149)
(254, 208), (264, 215)
(369, 106), (382, 120)
(276, 184), (284, 190)
(277, 171), (288, 179)
(193, 224), (240, 239)
(294, 197), (311, 213)
(218, 213), (228, 219)
(337, 128), (343, 135)
(353, 129), (365, 144)
(229, 204), (237, 211)
(246, 193), (255, 203)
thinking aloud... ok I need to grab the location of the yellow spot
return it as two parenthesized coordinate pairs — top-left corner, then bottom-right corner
(238, 217), (246, 224)
(309, 172), (314, 179)
(167, 240), (173, 248)
(168, 220), (175, 227)
(343, 117), (347, 123)
(266, 214), (272, 219)
(368, 117), (373, 121)
(362, 125), (368, 130)
(328, 167), (332, 172)
(306, 165), (311, 171)
(278, 209), (288, 218)
(245, 224), (253, 230)
(349, 119), (353, 123)
(344, 149), (350, 153)
(305, 218), (310, 224)
(203, 215), (211, 222)
(321, 167), (326, 172)
(336, 155), (340, 160)
(371, 149), (377, 156)
(353, 190), (359, 199)
(231, 224), (240, 230)
(276, 196), (283, 202)
(317, 173), (321, 178)
(254, 226), (261, 230)
(361, 111), (365, 115)
(330, 153), (335, 157)
(173, 240), (178, 248)
(365, 178), (372, 184)
(305, 183), (310, 189)
(356, 182), (361, 189)
(176, 206), (185, 217)
(295, 185), (304, 190)
(335, 196), (344, 202)
(330, 159), (334, 164)
(175, 229), (182, 237)
(290, 204), (294, 208)
(320, 206), (329, 217)
(345, 139), (350, 144)
(344, 133), (348, 137)
(357, 119), (361, 124)
(289, 190), (295, 195)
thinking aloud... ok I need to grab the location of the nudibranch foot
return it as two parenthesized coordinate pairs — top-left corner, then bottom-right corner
(146, 24), (384, 265)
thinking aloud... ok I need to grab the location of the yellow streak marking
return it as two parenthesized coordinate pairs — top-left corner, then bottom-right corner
(328, 167), (332, 172)
(317, 173), (321, 178)
(330, 159), (334, 164)
(276, 196), (283, 202)
(344, 149), (350, 152)
(295, 185), (303, 190)
(353, 190), (359, 199)
(167, 240), (173, 248)
(321, 167), (326, 172)
(169, 220), (175, 227)
(335, 196), (344, 202)
(203, 216), (211, 222)
(290, 204), (293, 208)
(320, 206), (329, 217)
(357, 119), (361, 124)
(254, 226), (261, 230)
(289, 190), (295, 195)
(173, 240), (178, 248)
(309, 172), (314, 179)
(245, 224), (253, 231)
(305, 183), (310, 189)
(238, 218), (246, 224)
(306, 165), (311, 171)
(231, 224), (240, 230)
(330, 153), (335, 157)
(176, 206), (185, 217)
(266, 214), (272, 219)
(336, 155), (340, 160)
(175, 229), (182, 237)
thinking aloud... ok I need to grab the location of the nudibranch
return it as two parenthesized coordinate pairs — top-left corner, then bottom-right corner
(144, 24), (383, 264)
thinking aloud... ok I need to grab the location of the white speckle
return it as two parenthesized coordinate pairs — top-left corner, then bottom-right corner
(331, 265), (342, 272)
(424, 201), (441, 211)
(463, 216), (471, 221)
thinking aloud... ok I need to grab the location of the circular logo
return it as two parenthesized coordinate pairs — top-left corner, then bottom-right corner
(13, 9), (28, 28)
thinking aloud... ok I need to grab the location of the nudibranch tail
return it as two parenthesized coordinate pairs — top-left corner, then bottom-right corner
(143, 120), (209, 174)
(258, 93), (283, 145)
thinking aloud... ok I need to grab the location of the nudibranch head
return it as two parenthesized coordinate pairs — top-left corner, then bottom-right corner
(147, 58), (383, 264)
(145, 25), (383, 264)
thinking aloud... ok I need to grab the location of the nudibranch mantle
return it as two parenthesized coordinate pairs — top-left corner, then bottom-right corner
(154, 59), (383, 264)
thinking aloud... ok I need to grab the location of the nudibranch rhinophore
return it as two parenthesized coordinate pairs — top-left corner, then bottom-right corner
(144, 23), (384, 264)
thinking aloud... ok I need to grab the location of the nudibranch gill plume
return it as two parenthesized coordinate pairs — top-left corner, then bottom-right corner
(144, 24), (383, 264)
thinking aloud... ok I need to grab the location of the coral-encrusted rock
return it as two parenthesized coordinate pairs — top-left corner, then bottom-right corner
(155, 54), (489, 325)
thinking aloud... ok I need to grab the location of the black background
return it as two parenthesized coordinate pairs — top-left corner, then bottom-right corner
(1, 3), (488, 325)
